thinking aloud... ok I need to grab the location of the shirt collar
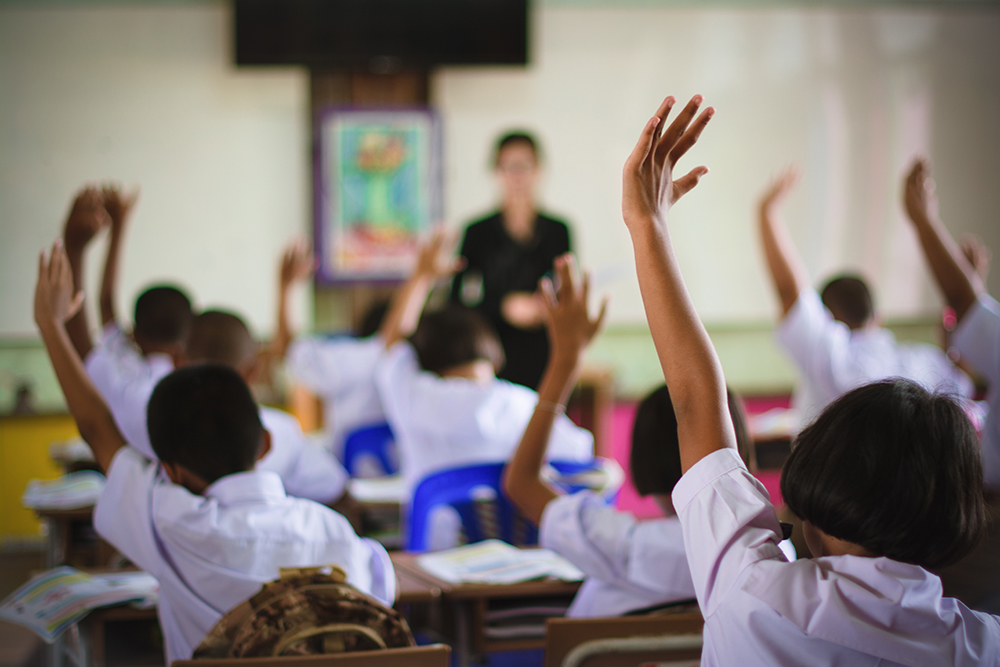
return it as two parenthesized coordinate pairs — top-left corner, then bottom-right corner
(203, 469), (287, 505)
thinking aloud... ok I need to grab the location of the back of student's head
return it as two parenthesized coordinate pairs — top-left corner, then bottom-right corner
(185, 310), (257, 374)
(133, 285), (193, 346)
(781, 379), (984, 569)
(147, 364), (264, 484)
(409, 304), (505, 375)
(631, 385), (751, 497)
(357, 299), (390, 338)
(820, 275), (873, 330)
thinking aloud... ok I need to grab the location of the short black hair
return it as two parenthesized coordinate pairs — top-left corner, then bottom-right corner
(185, 310), (257, 371)
(781, 379), (985, 569)
(820, 275), (873, 330)
(494, 132), (540, 166)
(133, 285), (193, 346)
(409, 305), (505, 375)
(631, 385), (752, 497)
(357, 299), (390, 339)
(147, 364), (264, 484)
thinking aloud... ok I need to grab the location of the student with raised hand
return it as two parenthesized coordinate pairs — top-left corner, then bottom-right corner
(375, 233), (594, 519)
(625, 95), (1000, 665)
(273, 239), (389, 464)
(33, 242), (394, 665)
(757, 168), (972, 426)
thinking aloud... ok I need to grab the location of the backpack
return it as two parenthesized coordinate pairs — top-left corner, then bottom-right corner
(193, 566), (415, 658)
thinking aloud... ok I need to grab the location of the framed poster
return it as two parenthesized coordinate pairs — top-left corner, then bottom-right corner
(315, 108), (442, 283)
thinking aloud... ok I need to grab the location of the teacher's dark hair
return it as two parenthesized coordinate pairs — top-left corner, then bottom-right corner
(494, 132), (540, 166)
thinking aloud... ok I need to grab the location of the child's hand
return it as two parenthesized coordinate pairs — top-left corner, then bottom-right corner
(622, 95), (714, 231)
(540, 254), (608, 365)
(35, 241), (84, 329)
(63, 188), (110, 253)
(279, 238), (316, 289)
(904, 159), (938, 225)
(759, 168), (799, 213)
(101, 184), (140, 231)
(414, 228), (464, 280)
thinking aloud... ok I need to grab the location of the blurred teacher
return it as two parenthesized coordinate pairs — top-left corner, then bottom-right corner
(451, 132), (572, 389)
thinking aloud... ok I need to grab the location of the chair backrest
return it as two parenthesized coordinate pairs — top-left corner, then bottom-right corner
(544, 614), (703, 667)
(343, 423), (398, 477)
(172, 644), (451, 667)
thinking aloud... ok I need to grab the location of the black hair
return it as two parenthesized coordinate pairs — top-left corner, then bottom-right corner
(147, 364), (264, 484)
(820, 275), (873, 330)
(631, 385), (752, 497)
(185, 310), (256, 371)
(494, 132), (540, 167)
(133, 285), (193, 346)
(357, 299), (390, 339)
(409, 305), (505, 375)
(781, 379), (984, 569)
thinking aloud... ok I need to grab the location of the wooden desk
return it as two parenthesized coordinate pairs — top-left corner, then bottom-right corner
(34, 505), (117, 569)
(390, 552), (582, 665)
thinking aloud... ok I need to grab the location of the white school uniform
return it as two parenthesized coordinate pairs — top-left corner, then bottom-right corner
(953, 294), (1000, 489)
(94, 446), (394, 664)
(673, 448), (1000, 666)
(286, 335), (386, 460)
(85, 325), (348, 503)
(778, 289), (972, 426)
(375, 342), (594, 493)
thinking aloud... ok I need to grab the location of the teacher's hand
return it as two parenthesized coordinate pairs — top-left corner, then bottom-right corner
(502, 291), (547, 329)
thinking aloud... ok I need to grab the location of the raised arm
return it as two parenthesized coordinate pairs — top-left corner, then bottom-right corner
(622, 95), (734, 473)
(757, 169), (809, 318)
(903, 159), (984, 321)
(272, 239), (315, 361)
(379, 229), (463, 350)
(35, 241), (126, 473)
(62, 188), (110, 360)
(99, 184), (139, 328)
(503, 254), (607, 523)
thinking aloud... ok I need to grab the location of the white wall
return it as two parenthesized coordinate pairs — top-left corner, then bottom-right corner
(0, 5), (310, 337)
(2, 4), (999, 336)
(436, 6), (1000, 325)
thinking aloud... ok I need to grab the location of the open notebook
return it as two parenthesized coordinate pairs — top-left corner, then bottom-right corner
(416, 539), (585, 585)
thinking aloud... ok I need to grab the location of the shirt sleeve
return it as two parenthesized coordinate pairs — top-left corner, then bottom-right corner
(776, 289), (856, 400)
(953, 294), (1000, 387)
(286, 336), (384, 399)
(671, 448), (788, 617)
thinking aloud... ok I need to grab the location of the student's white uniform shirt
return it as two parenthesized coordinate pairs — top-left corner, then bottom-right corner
(286, 335), (386, 459)
(673, 448), (1000, 666)
(953, 294), (1000, 488)
(94, 446), (394, 664)
(375, 343), (594, 491)
(85, 324), (348, 503)
(778, 289), (972, 425)
(539, 491), (695, 617)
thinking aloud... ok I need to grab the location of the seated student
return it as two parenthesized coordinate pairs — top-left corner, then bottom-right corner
(374, 232), (594, 497)
(61, 185), (194, 459)
(756, 168), (972, 425)
(272, 239), (389, 466)
(32, 242), (394, 664)
(623, 94), (1000, 664)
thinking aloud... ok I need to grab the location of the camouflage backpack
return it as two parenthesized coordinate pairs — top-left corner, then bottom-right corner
(193, 566), (414, 658)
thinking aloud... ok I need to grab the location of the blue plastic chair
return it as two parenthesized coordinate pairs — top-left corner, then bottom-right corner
(343, 423), (398, 477)
(405, 459), (603, 552)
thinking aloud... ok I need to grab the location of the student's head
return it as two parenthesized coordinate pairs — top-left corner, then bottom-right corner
(494, 131), (540, 201)
(357, 299), (390, 339)
(820, 275), (874, 330)
(185, 310), (258, 380)
(409, 304), (505, 379)
(781, 379), (984, 568)
(147, 364), (270, 490)
(630, 385), (751, 515)
(132, 285), (193, 357)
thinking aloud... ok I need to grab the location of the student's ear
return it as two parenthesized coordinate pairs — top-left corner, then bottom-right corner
(256, 429), (272, 462)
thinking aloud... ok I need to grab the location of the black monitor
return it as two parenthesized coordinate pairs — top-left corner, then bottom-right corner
(234, 0), (529, 69)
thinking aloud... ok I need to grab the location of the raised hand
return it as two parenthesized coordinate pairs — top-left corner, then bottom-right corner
(279, 238), (316, 289)
(101, 184), (139, 231)
(904, 159), (939, 225)
(63, 188), (110, 253)
(35, 241), (84, 328)
(540, 254), (608, 365)
(760, 168), (800, 213)
(414, 227), (464, 281)
(622, 95), (714, 229)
